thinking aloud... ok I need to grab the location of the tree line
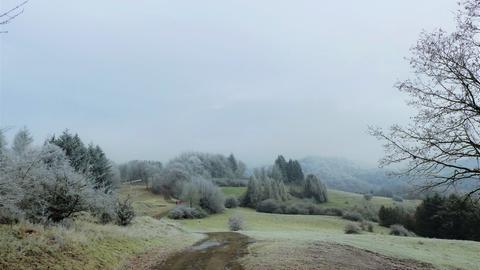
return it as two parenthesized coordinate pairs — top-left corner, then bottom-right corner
(379, 194), (480, 241)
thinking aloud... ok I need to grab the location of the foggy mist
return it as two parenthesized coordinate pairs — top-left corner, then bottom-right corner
(0, 0), (457, 165)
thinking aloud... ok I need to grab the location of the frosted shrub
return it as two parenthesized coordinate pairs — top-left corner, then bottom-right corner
(342, 211), (364, 222)
(224, 196), (239, 208)
(390, 224), (415, 237)
(168, 205), (207, 219)
(197, 179), (225, 213)
(115, 197), (135, 226)
(228, 215), (244, 231)
(344, 223), (361, 234)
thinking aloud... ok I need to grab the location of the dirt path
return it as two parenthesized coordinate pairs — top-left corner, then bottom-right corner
(153, 232), (253, 270)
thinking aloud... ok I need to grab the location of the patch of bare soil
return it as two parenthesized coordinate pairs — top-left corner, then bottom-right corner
(309, 242), (435, 270)
(244, 241), (436, 270)
(153, 232), (254, 270)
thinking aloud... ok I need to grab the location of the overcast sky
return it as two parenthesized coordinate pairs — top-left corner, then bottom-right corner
(0, 0), (458, 166)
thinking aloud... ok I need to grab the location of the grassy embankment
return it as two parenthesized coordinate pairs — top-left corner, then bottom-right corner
(0, 185), (200, 270)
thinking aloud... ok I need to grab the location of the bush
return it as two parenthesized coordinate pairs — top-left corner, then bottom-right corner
(360, 220), (374, 232)
(168, 205), (207, 219)
(90, 191), (117, 224)
(351, 204), (378, 222)
(181, 177), (225, 214)
(213, 178), (248, 187)
(225, 196), (239, 208)
(256, 199), (282, 213)
(378, 206), (409, 227)
(255, 200), (343, 217)
(228, 215), (245, 231)
(390, 224), (415, 237)
(342, 211), (363, 222)
(115, 197), (135, 226)
(323, 208), (343, 216)
(344, 223), (361, 234)
(98, 212), (114, 225)
(363, 194), (373, 201)
(285, 203), (310, 215)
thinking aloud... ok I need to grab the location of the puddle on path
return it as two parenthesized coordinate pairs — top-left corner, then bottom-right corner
(154, 232), (253, 270)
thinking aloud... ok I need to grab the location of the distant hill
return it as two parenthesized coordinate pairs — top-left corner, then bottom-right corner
(299, 156), (412, 197)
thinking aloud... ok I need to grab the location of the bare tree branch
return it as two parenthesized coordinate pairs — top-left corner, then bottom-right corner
(0, 0), (29, 33)
(370, 0), (480, 199)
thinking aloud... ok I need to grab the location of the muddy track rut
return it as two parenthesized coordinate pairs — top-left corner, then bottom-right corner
(153, 232), (253, 270)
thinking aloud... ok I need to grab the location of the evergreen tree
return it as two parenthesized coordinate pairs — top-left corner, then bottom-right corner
(292, 160), (305, 183)
(0, 130), (6, 155)
(415, 194), (480, 241)
(285, 159), (304, 184)
(12, 127), (33, 155)
(242, 176), (261, 207)
(227, 154), (238, 175)
(87, 144), (113, 191)
(274, 155), (288, 180)
(303, 174), (327, 203)
(50, 130), (89, 173)
(414, 194), (445, 238)
(378, 206), (408, 227)
(270, 164), (285, 182)
(50, 130), (114, 191)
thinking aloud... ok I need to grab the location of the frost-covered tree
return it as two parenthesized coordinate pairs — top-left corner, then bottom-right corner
(0, 130), (7, 155)
(370, 0), (480, 198)
(49, 130), (89, 173)
(0, 143), (23, 224)
(0, 0), (29, 34)
(274, 155), (288, 180)
(180, 180), (201, 208)
(270, 164), (285, 182)
(0, 130), (119, 224)
(12, 127), (33, 155)
(242, 176), (262, 208)
(286, 160), (304, 184)
(50, 131), (115, 191)
(236, 160), (247, 178)
(119, 160), (162, 188)
(228, 154), (238, 174)
(151, 161), (190, 197)
(242, 174), (289, 207)
(180, 177), (225, 213)
(273, 155), (304, 184)
(303, 174), (328, 203)
(87, 144), (113, 191)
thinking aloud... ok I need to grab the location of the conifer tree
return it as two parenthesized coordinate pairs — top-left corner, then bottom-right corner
(87, 144), (113, 191)
(12, 127), (33, 155)
(227, 154), (238, 175)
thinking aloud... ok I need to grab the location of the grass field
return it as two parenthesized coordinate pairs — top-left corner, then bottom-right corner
(180, 207), (480, 270)
(2, 185), (477, 270)
(118, 186), (480, 270)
